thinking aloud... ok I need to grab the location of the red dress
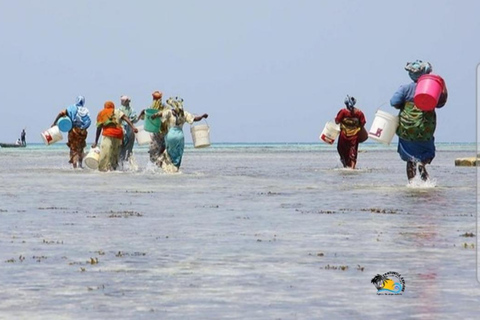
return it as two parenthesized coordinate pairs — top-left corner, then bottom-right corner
(335, 108), (366, 167)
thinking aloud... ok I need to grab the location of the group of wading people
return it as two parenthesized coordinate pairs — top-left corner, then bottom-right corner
(51, 91), (208, 173)
(49, 60), (447, 182)
(333, 59), (447, 183)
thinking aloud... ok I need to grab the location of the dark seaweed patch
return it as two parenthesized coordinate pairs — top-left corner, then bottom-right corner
(107, 210), (143, 218)
(296, 209), (339, 214)
(323, 264), (349, 271)
(360, 208), (400, 214)
(125, 190), (155, 193)
(460, 232), (475, 237)
(115, 251), (147, 257)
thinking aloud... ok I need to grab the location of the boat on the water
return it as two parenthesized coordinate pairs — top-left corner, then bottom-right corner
(1, 129), (27, 148)
(0, 142), (26, 148)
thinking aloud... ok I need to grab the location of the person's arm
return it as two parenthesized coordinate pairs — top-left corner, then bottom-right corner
(121, 114), (138, 133)
(92, 126), (102, 148)
(138, 109), (146, 120)
(150, 111), (163, 120)
(334, 109), (344, 124)
(359, 111), (366, 127)
(130, 108), (139, 124)
(193, 113), (208, 122)
(390, 85), (406, 109)
(52, 110), (67, 127)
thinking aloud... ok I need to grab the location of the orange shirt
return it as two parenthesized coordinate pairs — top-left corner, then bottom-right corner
(98, 109), (124, 140)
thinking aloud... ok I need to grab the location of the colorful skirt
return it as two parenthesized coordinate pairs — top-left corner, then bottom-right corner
(148, 132), (166, 167)
(67, 127), (88, 165)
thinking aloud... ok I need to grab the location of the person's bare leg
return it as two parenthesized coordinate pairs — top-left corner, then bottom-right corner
(418, 162), (429, 181)
(407, 161), (416, 181)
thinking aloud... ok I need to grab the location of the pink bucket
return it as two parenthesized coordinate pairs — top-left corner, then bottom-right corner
(414, 74), (445, 111)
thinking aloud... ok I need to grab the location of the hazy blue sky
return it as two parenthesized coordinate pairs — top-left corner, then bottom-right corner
(1, 0), (478, 143)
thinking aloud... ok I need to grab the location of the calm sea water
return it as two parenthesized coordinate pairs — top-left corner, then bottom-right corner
(0, 142), (478, 319)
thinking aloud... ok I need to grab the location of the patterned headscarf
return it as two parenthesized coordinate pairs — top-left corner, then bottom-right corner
(405, 60), (432, 82)
(75, 95), (85, 107)
(150, 91), (163, 110)
(166, 97), (184, 110)
(344, 95), (356, 112)
(167, 97), (185, 125)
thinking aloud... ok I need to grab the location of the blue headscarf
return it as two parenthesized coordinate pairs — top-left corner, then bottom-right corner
(67, 95), (91, 129)
(405, 60), (432, 82)
(75, 95), (85, 107)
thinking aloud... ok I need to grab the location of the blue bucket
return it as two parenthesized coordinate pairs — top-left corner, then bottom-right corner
(57, 116), (72, 132)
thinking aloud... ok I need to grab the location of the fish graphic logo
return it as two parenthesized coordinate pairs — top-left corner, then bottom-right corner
(371, 272), (405, 295)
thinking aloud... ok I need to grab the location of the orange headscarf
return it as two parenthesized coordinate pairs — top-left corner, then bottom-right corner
(97, 101), (115, 125)
(96, 101), (123, 139)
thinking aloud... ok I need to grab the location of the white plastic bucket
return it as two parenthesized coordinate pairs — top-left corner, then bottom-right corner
(41, 126), (63, 145)
(190, 123), (211, 148)
(84, 147), (101, 170)
(135, 125), (152, 145)
(368, 110), (399, 145)
(319, 121), (340, 144)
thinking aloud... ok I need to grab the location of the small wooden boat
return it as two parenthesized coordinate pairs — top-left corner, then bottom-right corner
(0, 143), (26, 148)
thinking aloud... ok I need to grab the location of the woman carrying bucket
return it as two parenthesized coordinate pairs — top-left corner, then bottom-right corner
(51, 96), (91, 169)
(138, 91), (168, 168)
(390, 60), (448, 182)
(92, 101), (138, 172)
(334, 95), (366, 169)
(150, 97), (208, 173)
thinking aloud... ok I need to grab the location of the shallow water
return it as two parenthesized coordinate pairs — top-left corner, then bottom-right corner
(0, 143), (478, 319)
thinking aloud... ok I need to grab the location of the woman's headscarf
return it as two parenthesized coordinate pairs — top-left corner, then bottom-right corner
(150, 99), (163, 110)
(166, 97), (184, 112)
(149, 91), (163, 110)
(405, 60), (432, 82)
(167, 97), (185, 125)
(344, 95), (356, 112)
(75, 95), (85, 107)
(166, 97), (175, 108)
(73, 95), (89, 119)
(97, 101), (115, 124)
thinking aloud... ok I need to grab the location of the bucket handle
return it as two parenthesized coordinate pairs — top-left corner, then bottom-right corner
(375, 101), (388, 112)
(191, 118), (209, 127)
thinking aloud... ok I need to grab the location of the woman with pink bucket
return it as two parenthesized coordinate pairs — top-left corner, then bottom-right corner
(390, 60), (448, 183)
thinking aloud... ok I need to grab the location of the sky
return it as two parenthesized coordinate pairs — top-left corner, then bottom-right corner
(0, 0), (479, 144)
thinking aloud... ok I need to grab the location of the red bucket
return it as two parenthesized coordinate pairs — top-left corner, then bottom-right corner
(414, 74), (445, 111)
